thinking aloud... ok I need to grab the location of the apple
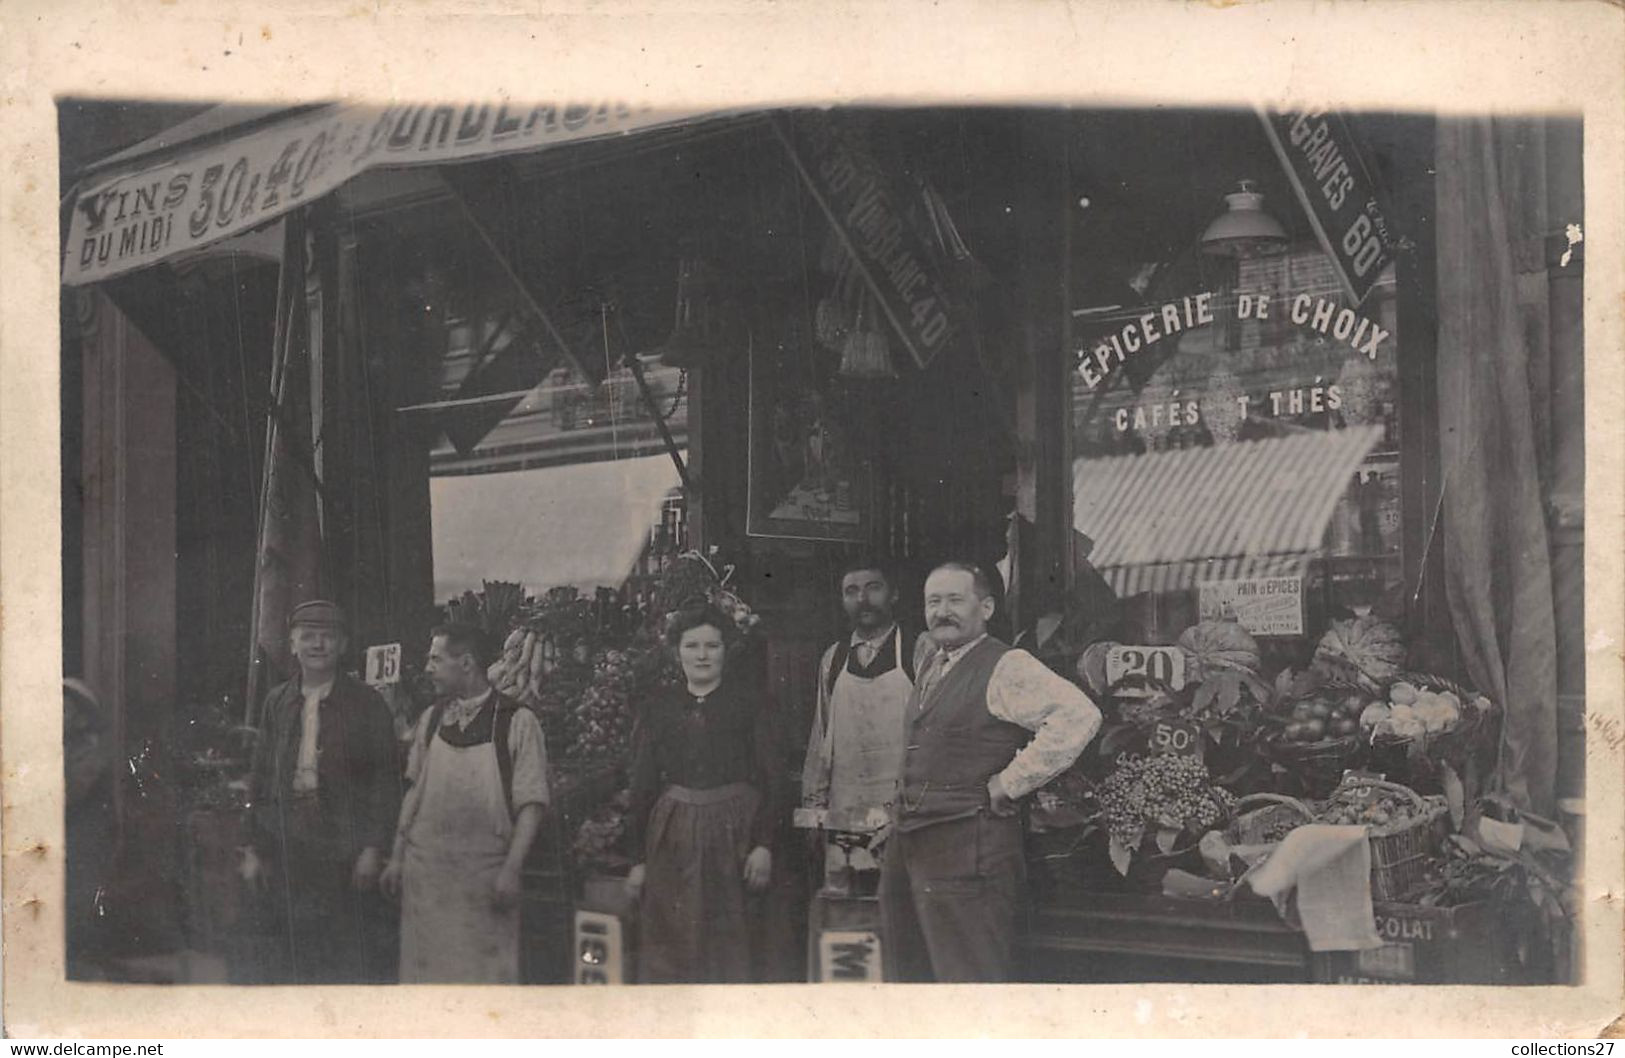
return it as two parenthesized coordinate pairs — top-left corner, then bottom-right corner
(1308, 701), (1332, 721)
(1303, 718), (1327, 741)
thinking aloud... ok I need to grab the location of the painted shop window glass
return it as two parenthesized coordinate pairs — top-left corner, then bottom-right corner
(1070, 241), (1404, 646)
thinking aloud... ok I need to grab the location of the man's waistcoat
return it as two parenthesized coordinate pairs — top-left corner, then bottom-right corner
(896, 636), (1029, 832)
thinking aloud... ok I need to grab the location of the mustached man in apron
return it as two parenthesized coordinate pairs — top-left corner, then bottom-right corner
(380, 622), (550, 983)
(800, 560), (923, 890)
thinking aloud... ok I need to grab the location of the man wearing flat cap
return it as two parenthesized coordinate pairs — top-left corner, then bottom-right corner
(242, 600), (403, 983)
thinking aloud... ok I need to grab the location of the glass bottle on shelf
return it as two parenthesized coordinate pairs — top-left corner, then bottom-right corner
(1380, 399), (1400, 453)
(1373, 463), (1402, 554)
(1328, 472), (1363, 557)
(1357, 469), (1383, 555)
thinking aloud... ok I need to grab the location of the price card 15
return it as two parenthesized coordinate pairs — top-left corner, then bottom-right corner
(1104, 645), (1187, 695)
(365, 642), (402, 686)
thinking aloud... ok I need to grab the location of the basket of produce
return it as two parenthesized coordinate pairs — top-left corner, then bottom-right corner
(1264, 669), (1375, 797)
(1223, 792), (1317, 846)
(1319, 776), (1450, 902)
(1364, 673), (1494, 748)
(1360, 672), (1498, 792)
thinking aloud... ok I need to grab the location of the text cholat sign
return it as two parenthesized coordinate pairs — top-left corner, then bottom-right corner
(64, 103), (710, 286)
(1257, 105), (1398, 306)
(774, 113), (958, 371)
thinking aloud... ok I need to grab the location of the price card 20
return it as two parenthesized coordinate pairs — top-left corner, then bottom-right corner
(1104, 645), (1187, 696)
(365, 642), (402, 686)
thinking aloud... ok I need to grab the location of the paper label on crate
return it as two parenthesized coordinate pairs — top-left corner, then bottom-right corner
(1356, 942), (1416, 979)
(365, 643), (402, 686)
(818, 930), (883, 982)
(574, 910), (624, 985)
(1199, 575), (1305, 636)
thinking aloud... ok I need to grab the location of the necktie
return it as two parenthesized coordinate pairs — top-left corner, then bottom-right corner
(916, 652), (946, 706)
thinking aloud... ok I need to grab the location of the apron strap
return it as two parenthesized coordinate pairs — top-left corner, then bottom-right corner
(493, 701), (517, 820)
(897, 627), (915, 683)
(824, 638), (853, 700)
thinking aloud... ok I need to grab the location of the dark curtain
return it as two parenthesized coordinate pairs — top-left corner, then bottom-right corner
(1434, 117), (1559, 816)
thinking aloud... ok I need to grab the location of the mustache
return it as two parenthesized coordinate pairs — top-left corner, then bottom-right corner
(931, 616), (961, 628)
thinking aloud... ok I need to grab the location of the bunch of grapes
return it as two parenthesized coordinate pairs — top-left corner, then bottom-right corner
(1096, 755), (1230, 850)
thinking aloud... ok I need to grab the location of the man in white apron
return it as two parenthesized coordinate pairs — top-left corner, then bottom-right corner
(380, 623), (549, 983)
(800, 561), (920, 885)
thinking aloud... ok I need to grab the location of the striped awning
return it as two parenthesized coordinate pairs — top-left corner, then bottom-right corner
(1074, 425), (1384, 596)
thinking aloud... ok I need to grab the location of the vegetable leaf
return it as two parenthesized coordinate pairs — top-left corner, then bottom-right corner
(1108, 835), (1133, 875)
(1440, 762), (1466, 830)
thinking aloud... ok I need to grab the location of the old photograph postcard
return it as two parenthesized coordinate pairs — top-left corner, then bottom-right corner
(2, 0), (1622, 1040)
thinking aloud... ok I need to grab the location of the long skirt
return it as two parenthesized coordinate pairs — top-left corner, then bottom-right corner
(638, 782), (763, 984)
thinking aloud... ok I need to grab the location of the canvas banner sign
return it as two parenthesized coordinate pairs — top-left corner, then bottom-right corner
(64, 102), (714, 285)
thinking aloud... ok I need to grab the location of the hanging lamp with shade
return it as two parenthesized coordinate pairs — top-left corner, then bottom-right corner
(1200, 179), (1289, 258)
(647, 257), (727, 369)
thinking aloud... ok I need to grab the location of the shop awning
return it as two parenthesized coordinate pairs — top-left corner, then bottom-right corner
(1073, 425), (1384, 596)
(64, 101), (722, 286)
(429, 452), (681, 603)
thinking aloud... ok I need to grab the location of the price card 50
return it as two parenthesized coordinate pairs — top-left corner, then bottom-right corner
(1150, 719), (1202, 759)
(1104, 645), (1187, 694)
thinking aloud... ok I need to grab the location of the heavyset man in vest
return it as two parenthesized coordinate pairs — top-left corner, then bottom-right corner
(880, 561), (1103, 982)
(800, 559), (921, 885)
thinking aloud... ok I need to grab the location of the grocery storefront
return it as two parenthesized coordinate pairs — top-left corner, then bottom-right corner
(60, 102), (1584, 984)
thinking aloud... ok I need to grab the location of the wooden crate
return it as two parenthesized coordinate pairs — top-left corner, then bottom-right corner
(1309, 901), (1520, 984)
(807, 894), (884, 982)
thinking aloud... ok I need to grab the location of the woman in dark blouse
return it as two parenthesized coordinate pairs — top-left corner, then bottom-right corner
(625, 602), (782, 983)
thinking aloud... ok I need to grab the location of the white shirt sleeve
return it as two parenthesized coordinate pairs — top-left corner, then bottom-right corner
(985, 649), (1103, 799)
(507, 708), (551, 809)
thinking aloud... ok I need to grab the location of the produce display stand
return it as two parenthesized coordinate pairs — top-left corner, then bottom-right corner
(1013, 611), (1555, 985)
(1017, 893), (1313, 984)
(519, 757), (627, 984)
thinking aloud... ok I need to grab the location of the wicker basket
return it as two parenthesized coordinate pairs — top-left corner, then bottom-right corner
(1264, 735), (1364, 798)
(1324, 776), (1449, 902)
(1224, 793), (1317, 846)
(1368, 672), (1495, 787)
